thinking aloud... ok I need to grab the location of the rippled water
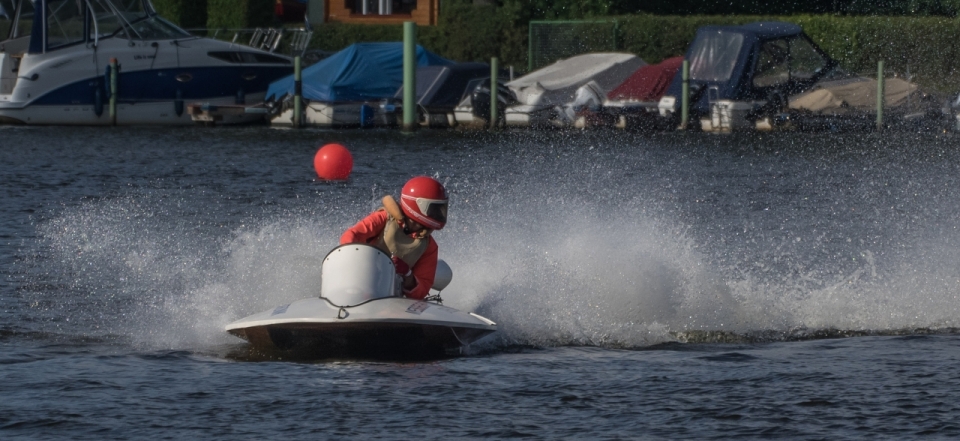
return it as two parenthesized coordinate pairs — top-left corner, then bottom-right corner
(2, 126), (960, 439)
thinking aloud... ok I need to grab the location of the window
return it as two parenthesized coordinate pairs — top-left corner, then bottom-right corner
(752, 39), (790, 88)
(46, 0), (86, 49)
(0, 0), (15, 40)
(689, 30), (744, 82)
(346, 0), (417, 15)
(124, 15), (190, 40)
(209, 51), (292, 64)
(789, 37), (828, 80)
(88, 0), (125, 38)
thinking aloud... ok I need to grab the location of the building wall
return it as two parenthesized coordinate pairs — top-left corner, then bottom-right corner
(326, 0), (438, 26)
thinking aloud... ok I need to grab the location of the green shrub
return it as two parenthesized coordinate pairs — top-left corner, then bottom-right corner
(151, 0), (208, 29)
(207, 0), (276, 30)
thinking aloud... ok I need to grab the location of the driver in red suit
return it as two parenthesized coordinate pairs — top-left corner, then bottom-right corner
(340, 176), (448, 300)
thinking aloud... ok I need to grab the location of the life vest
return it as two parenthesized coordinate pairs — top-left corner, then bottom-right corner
(375, 211), (428, 267)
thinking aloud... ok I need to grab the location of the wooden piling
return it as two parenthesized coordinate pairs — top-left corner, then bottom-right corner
(680, 59), (689, 130)
(876, 60), (885, 131)
(490, 57), (499, 129)
(294, 55), (303, 128)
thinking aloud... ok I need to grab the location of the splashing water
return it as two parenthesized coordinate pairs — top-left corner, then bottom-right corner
(20, 130), (960, 351)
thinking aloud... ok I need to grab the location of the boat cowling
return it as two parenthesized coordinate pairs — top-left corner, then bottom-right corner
(433, 259), (452, 291)
(321, 244), (398, 306)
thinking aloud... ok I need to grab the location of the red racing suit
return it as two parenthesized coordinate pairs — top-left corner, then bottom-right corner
(339, 210), (438, 300)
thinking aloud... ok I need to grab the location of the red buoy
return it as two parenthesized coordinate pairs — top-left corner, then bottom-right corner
(314, 143), (353, 180)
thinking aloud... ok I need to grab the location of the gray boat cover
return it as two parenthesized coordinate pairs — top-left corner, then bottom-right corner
(506, 53), (646, 107)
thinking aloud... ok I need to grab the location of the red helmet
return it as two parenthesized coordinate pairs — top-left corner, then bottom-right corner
(400, 176), (448, 230)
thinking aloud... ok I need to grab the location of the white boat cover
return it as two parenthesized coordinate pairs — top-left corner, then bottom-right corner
(789, 77), (920, 115)
(507, 53), (647, 108)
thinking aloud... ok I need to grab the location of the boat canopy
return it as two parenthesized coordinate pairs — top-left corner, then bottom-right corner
(266, 42), (453, 102)
(393, 62), (490, 111)
(663, 21), (836, 114)
(506, 52), (646, 107)
(1, 0), (189, 54)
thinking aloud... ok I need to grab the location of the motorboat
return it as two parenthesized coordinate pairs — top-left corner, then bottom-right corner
(601, 56), (683, 130)
(225, 244), (498, 359)
(657, 22), (838, 132)
(0, 0), (294, 125)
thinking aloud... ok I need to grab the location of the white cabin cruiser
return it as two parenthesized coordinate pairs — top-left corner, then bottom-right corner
(0, 0), (292, 125)
(226, 244), (498, 359)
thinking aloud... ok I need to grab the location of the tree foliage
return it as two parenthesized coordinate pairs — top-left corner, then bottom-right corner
(206, 0), (276, 30)
(150, 0), (207, 29)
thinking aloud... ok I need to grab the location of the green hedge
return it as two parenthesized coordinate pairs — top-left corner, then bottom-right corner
(511, 0), (960, 17)
(151, 0), (208, 29)
(309, 10), (960, 93)
(207, 0), (276, 30)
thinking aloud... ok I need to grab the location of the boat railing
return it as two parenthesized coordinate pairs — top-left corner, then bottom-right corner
(185, 27), (313, 56)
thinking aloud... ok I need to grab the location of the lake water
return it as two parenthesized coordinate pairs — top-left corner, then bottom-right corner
(2, 126), (960, 439)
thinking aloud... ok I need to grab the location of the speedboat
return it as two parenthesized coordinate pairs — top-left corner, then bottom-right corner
(0, 0), (293, 125)
(226, 244), (498, 359)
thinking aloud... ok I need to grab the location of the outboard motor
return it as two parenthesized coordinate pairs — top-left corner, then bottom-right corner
(560, 80), (604, 123)
(471, 80), (517, 121)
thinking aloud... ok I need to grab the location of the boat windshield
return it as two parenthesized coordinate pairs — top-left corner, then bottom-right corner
(46, 0), (87, 49)
(2, 0), (33, 42)
(688, 30), (744, 83)
(4, 0), (190, 47)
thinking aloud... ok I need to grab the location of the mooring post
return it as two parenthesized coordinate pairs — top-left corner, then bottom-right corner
(490, 57), (499, 129)
(402, 21), (417, 132)
(876, 60), (885, 131)
(680, 59), (690, 130)
(109, 58), (118, 126)
(294, 55), (303, 128)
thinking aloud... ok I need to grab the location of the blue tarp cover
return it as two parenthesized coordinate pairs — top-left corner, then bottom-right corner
(266, 42), (453, 102)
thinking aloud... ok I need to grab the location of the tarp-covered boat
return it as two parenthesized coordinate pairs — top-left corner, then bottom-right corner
(596, 56), (684, 129)
(504, 53), (646, 127)
(787, 76), (944, 130)
(392, 62), (491, 127)
(226, 244), (497, 359)
(267, 42), (453, 127)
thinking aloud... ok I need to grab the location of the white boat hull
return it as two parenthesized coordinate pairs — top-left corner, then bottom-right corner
(0, 93), (269, 125)
(271, 101), (398, 127)
(226, 297), (497, 358)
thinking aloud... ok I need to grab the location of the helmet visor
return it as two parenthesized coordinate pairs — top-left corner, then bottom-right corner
(416, 198), (447, 225)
